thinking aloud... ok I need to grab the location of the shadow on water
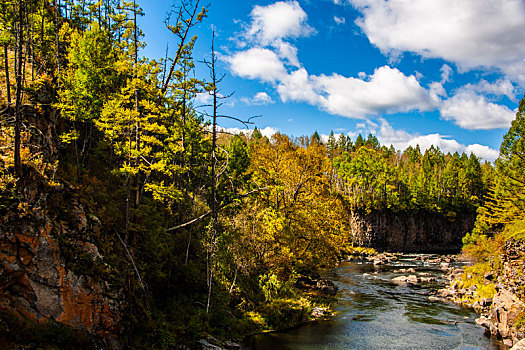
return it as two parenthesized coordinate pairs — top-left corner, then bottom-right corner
(245, 255), (506, 350)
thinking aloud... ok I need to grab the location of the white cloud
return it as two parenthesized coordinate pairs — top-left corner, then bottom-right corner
(354, 118), (500, 161)
(465, 144), (500, 162)
(225, 1), (518, 133)
(246, 1), (314, 45)
(334, 16), (346, 25)
(241, 92), (275, 105)
(464, 79), (517, 101)
(226, 48), (287, 82)
(312, 66), (435, 118)
(217, 126), (278, 138)
(349, 0), (525, 86)
(276, 41), (300, 67)
(226, 45), (516, 130)
(277, 68), (319, 104)
(440, 90), (516, 130)
(440, 64), (452, 83)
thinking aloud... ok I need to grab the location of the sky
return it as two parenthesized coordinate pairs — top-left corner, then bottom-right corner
(138, 0), (525, 161)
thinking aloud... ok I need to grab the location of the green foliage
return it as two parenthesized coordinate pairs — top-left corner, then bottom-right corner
(262, 298), (311, 330)
(333, 138), (486, 213)
(58, 23), (119, 124)
(464, 95), (525, 256)
(453, 263), (497, 306)
(504, 218), (525, 240)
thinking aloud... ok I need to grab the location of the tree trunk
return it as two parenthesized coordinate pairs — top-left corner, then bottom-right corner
(14, 0), (24, 178)
(133, 0), (140, 207)
(4, 45), (10, 104)
(206, 32), (218, 315)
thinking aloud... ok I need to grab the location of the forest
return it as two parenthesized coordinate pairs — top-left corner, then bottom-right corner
(0, 0), (523, 348)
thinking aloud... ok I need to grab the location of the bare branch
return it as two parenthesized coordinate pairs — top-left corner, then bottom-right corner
(166, 187), (268, 231)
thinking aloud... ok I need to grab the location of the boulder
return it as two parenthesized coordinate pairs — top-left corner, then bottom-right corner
(475, 315), (492, 330)
(198, 339), (222, 350)
(421, 277), (437, 283)
(481, 298), (492, 307)
(511, 339), (525, 350)
(392, 276), (408, 283)
(407, 275), (419, 284)
(224, 341), (241, 349)
(311, 307), (327, 318)
(488, 288), (525, 339)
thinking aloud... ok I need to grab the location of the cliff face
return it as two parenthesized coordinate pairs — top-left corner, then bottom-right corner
(0, 170), (122, 346)
(349, 209), (476, 253)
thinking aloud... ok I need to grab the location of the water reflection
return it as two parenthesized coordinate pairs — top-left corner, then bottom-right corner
(246, 255), (505, 350)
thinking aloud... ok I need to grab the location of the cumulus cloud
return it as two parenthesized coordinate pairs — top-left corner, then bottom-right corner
(224, 0), (518, 134)
(312, 66), (435, 118)
(229, 1), (312, 73)
(225, 46), (516, 130)
(464, 79), (517, 101)
(277, 68), (319, 104)
(349, 0), (525, 85)
(278, 66), (435, 118)
(276, 41), (300, 67)
(246, 1), (314, 45)
(465, 144), (500, 162)
(353, 118), (500, 161)
(440, 90), (516, 130)
(241, 92), (275, 105)
(226, 48), (287, 82)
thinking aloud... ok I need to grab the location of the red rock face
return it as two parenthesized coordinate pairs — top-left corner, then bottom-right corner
(0, 178), (121, 341)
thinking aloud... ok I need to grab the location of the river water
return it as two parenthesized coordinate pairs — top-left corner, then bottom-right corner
(246, 254), (505, 350)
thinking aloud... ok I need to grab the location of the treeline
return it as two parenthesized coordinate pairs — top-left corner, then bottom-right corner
(329, 132), (491, 213)
(0, 0), (505, 347)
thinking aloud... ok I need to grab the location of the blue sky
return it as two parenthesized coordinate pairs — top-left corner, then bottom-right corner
(138, 0), (525, 161)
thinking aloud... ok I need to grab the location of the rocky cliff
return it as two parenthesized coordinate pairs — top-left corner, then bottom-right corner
(0, 170), (122, 348)
(349, 209), (476, 253)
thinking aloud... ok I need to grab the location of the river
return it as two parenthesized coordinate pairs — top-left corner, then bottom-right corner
(246, 254), (505, 350)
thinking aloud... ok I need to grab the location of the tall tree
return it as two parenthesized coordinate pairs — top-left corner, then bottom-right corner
(13, 0), (25, 177)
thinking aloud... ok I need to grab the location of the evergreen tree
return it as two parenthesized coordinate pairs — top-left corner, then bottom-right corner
(311, 130), (321, 145)
(354, 134), (364, 149)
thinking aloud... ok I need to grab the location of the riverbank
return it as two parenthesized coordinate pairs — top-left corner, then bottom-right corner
(436, 240), (525, 348)
(195, 276), (339, 350)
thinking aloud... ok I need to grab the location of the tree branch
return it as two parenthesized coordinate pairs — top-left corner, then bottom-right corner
(166, 187), (268, 231)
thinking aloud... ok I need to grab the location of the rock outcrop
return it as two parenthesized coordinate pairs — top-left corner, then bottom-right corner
(440, 239), (525, 347)
(486, 287), (525, 341)
(0, 171), (122, 346)
(349, 209), (476, 252)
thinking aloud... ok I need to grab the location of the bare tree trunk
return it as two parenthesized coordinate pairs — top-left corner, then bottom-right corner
(4, 45), (11, 104)
(206, 32), (218, 315)
(53, 0), (60, 87)
(133, 0), (141, 207)
(14, 0), (24, 178)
